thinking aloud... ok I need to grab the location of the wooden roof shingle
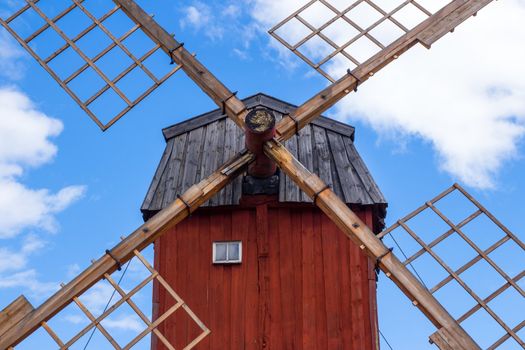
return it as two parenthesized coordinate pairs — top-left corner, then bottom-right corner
(141, 93), (387, 220)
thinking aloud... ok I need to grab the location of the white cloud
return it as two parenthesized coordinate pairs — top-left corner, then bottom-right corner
(102, 314), (144, 333)
(250, 0), (525, 189)
(0, 234), (46, 273)
(0, 30), (26, 80)
(179, 2), (224, 40)
(0, 87), (86, 238)
(0, 269), (58, 298)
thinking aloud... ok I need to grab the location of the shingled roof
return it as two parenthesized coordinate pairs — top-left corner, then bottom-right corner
(141, 93), (386, 221)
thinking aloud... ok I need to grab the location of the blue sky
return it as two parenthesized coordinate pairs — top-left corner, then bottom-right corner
(0, 0), (524, 349)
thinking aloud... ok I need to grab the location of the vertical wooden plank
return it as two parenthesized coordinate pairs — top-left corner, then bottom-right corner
(230, 209), (248, 350)
(232, 121), (245, 204)
(196, 213), (211, 349)
(321, 214), (343, 349)
(326, 131), (369, 204)
(163, 226), (178, 348)
(291, 208), (304, 350)
(173, 219), (188, 348)
(338, 220), (353, 350)
(179, 127), (205, 195)
(209, 212), (225, 349)
(160, 134), (188, 208)
(269, 207), (284, 349)
(143, 137), (174, 210)
(313, 210), (329, 350)
(244, 209), (259, 349)
(302, 209), (317, 350)
(284, 135), (301, 202)
(297, 125), (314, 202)
(222, 211), (233, 350)
(256, 204), (271, 349)
(278, 207), (296, 349)
(218, 118), (238, 205)
(349, 224), (366, 350)
(364, 209), (380, 350)
(151, 240), (161, 350)
(197, 121), (219, 206)
(312, 126), (334, 189)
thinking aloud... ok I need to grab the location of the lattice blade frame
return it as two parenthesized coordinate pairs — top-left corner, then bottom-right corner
(0, 0), (181, 130)
(269, 0), (481, 82)
(7, 249), (210, 350)
(379, 184), (525, 349)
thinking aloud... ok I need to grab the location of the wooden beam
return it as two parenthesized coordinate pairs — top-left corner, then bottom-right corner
(0, 296), (34, 338)
(0, 151), (254, 349)
(274, 0), (495, 141)
(112, 0), (248, 129)
(263, 139), (481, 350)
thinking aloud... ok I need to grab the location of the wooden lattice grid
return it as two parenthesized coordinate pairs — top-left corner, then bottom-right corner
(8, 249), (210, 350)
(378, 183), (525, 349)
(269, 0), (453, 82)
(0, 0), (182, 131)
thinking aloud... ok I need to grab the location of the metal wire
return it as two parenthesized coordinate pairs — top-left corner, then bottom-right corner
(379, 329), (395, 350)
(388, 233), (429, 289)
(83, 260), (132, 349)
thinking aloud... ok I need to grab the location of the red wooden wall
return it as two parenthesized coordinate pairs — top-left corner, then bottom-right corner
(152, 200), (379, 350)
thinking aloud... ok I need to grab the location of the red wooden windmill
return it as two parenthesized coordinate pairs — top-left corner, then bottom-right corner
(0, 0), (524, 349)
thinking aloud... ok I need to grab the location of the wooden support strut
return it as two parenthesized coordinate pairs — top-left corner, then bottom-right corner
(0, 151), (255, 349)
(111, 0), (248, 129)
(263, 139), (481, 350)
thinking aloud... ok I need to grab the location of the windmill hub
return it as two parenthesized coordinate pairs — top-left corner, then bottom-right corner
(245, 108), (277, 178)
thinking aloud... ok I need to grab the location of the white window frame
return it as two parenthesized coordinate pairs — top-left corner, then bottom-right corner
(212, 241), (242, 264)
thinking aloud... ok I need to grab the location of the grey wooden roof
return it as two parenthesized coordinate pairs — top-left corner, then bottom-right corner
(141, 93), (386, 219)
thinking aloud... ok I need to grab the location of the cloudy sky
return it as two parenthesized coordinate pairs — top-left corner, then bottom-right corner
(0, 0), (524, 349)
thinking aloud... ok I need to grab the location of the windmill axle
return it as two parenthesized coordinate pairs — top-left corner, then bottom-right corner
(244, 108), (277, 178)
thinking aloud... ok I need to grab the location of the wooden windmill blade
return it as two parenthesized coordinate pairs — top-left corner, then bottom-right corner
(0, 150), (254, 349)
(271, 0), (494, 140)
(0, 0), (246, 130)
(0, 0), (515, 349)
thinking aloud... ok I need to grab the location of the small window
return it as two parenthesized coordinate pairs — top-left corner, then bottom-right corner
(213, 241), (242, 264)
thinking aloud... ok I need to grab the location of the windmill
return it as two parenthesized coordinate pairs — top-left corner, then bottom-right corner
(0, 0), (523, 349)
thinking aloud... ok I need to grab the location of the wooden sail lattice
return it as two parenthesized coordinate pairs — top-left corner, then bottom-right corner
(3, 248), (210, 350)
(0, 0), (181, 131)
(378, 184), (525, 349)
(269, 0), (453, 82)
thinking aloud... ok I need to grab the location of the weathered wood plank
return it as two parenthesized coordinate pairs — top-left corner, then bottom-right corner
(160, 134), (188, 208)
(0, 296), (34, 338)
(208, 119), (226, 206)
(312, 126), (334, 189)
(297, 125), (314, 203)
(327, 131), (370, 204)
(150, 139), (175, 210)
(142, 137), (175, 210)
(342, 137), (386, 204)
(284, 134), (300, 202)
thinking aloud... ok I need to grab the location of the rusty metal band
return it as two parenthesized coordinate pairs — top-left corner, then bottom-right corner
(177, 194), (192, 216)
(105, 249), (122, 271)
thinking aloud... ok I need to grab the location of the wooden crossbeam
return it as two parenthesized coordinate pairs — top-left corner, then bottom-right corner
(263, 139), (481, 350)
(0, 296), (34, 338)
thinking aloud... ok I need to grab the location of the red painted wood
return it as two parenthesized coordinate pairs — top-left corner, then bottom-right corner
(153, 204), (379, 350)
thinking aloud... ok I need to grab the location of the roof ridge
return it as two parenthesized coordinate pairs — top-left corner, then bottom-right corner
(162, 93), (355, 141)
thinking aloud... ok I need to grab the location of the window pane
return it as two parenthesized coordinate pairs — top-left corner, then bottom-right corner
(228, 243), (240, 261)
(215, 243), (227, 261)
